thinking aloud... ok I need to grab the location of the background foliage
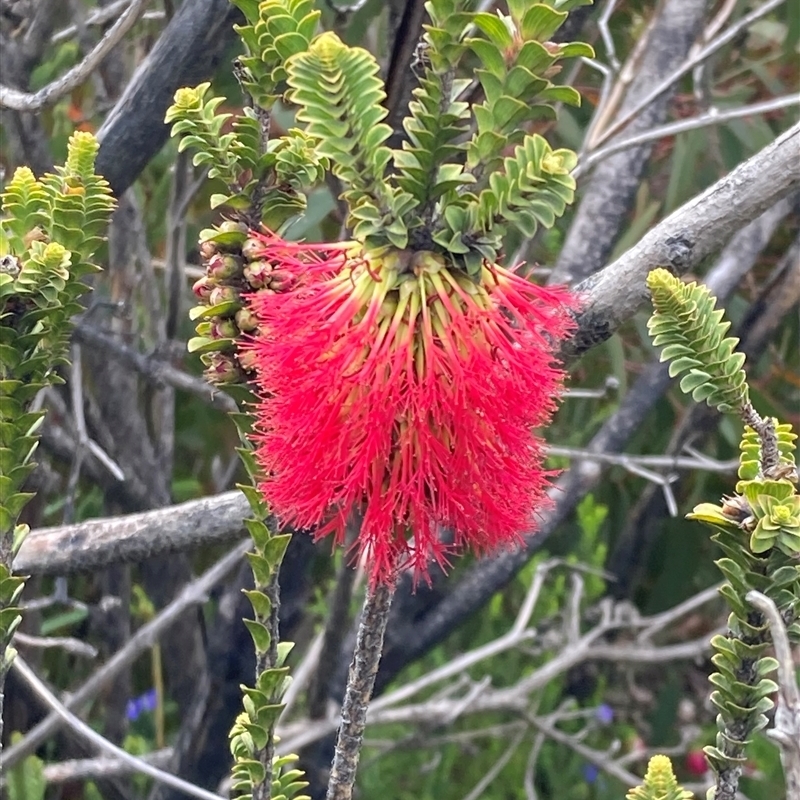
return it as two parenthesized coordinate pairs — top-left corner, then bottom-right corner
(1, 1), (798, 799)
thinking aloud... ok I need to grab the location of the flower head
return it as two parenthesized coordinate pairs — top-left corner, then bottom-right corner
(242, 231), (575, 584)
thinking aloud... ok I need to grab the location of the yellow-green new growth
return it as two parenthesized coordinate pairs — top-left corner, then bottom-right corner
(646, 268), (748, 413)
(0, 130), (116, 755)
(626, 755), (694, 800)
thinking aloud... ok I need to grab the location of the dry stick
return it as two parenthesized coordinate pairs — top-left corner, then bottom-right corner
(11, 656), (225, 800)
(0, 0), (150, 110)
(42, 749), (175, 784)
(0, 540), (250, 772)
(326, 581), (396, 800)
(574, 94), (800, 178)
(746, 591), (800, 798)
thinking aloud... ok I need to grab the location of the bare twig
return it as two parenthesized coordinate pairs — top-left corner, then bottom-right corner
(575, 94), (800, 178)
(13, 631), (98, 659)
(460, 726), (527, 800)
(589, 0), (789, 149)
(63, 344), (89, 525)
(746, 591), (800, 798)
(0, 541), (249, 771)
(73, 321), (237, 413)
(0, 0), (151, 111)
(52, 1), (166, 44)
(526, 712), (642, 787)
(548, 445), (738, 474)
(41, 749), (175, 783)
(10, 656), (225, 800)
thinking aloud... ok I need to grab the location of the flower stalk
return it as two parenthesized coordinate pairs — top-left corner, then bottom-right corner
(326, 580), (395, 800)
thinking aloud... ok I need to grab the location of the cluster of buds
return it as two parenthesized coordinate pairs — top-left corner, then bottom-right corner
(190, 221), (300, 385)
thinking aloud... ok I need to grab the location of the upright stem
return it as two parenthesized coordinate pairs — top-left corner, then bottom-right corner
(326, 580), (395, 800)
(253, 569), (281, 800)
(0, 534), (24, 757)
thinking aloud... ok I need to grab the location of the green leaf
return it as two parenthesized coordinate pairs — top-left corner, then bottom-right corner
(243, 589), (273, 620)
(472, 13), (514, 49)
(244, 619), (272, 654)
(520, 5), (568, 41)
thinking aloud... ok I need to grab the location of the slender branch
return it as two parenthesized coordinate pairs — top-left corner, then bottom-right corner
(746, 591), (800, 797)
(10, 657), (225, 800)
(41, 749), (175, 783)
(0, 541), (249, 771)
(548, 445), (738, 473)
(326, 581), (395, 800)
(460, 726), (527, 800)
(589, 0), (789, 149)
(52, 0), (166, 44)
(575, 95), (800, 178)
(0, 0), (151, 111)
(13, 631), (98, 659)
(73, 321), (237, 413)
(526, 713), (642, 787)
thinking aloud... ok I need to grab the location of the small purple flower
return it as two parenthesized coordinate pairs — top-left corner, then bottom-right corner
(126, 688), (158, 721)
(583, 763), (600, 783)
(595, 703), (614, 725)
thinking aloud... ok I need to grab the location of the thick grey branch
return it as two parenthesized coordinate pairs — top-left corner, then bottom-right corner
(95, 0), (238, 197)
(14, 492), (251, 576)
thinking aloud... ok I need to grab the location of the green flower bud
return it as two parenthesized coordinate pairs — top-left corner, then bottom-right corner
(243, 260), (273, 289)
(208, 253), (243, 281)
(235, 307), (259, 333)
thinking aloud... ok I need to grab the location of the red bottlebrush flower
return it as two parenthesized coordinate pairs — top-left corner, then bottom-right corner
(242, 231), (575, 585)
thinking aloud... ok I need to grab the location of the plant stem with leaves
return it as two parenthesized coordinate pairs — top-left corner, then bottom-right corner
(0, 132), (116, 754)
(647, 267), (800, 800)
